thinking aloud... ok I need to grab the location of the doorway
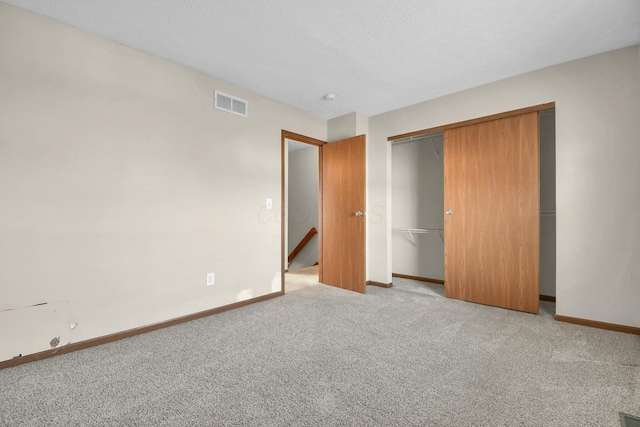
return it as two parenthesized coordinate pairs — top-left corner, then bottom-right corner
(282, 133), (323, 294)
(280, 131), (368, 294)
(390, 105), (556, 313)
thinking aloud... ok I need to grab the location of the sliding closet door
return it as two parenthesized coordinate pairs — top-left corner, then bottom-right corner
(444, 112), (539, 313)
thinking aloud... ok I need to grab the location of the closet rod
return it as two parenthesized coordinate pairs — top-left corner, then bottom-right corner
(392, 131), (443, 145)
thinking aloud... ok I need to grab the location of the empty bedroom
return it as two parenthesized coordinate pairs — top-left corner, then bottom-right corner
(1, 1), (639, 426)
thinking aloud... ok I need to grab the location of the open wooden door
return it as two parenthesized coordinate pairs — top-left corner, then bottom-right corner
(321, 135), (366, 293)
(444, 112), (539, 313)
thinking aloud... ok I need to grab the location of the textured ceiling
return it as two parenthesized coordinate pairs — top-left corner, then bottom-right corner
(4, 0), (640, 119)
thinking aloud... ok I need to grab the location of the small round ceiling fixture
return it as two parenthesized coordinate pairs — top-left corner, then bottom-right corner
(323, 92), (337, 101)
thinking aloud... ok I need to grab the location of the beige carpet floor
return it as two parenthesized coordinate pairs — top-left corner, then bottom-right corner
(1, 272), (637, 426)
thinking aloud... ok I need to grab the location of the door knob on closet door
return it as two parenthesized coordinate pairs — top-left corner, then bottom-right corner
(355, 211), (365, 217)
(445, 210), (453, 215)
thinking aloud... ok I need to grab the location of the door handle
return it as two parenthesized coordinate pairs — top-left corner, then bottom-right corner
(445, 210), (453, 215)
(355, 211), (365, 217)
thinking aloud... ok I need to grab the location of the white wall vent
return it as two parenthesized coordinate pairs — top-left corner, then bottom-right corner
(214, 90), (248, 117)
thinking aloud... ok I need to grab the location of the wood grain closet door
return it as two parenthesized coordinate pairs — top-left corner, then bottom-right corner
(321, 135), (366, 293)
(444, 112), (540, 313)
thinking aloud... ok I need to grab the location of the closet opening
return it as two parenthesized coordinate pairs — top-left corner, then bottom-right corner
(390, 107), (556, 313)
(391, 131), (446, 298)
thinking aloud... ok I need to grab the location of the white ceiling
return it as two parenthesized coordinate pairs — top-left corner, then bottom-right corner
(4, 0), (640, 119)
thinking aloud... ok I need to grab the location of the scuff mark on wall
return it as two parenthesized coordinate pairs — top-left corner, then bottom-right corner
(0, 301), (70, 362)
(0, 302), (48, 313)
(50, 337), (60, 348)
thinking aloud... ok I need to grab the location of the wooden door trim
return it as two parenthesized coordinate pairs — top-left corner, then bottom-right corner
(387, 102), (555, 141)
(281, 130), (326, 292)
(282, 130), (326, 147)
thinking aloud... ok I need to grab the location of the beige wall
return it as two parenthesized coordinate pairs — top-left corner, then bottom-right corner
(0, 3), (326, 361)
(327, 113), (357, 143)
(369, 45), (640, 328)
(327, 112), (369, 143)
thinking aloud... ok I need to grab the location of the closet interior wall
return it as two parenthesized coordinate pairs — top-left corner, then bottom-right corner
(392, 132), (444, 281)
(539, 108), (556, 297)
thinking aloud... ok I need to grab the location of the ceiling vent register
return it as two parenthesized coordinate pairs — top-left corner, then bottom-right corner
(214, 90), (248, 117)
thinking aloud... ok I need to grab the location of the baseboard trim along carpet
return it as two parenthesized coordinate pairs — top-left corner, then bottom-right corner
(366, 280), (393, 288)
(0, 291), (284, 370)
(539, 294), (557, 302)
(392, 273), (444, 285)
(555, 315), (640, 335)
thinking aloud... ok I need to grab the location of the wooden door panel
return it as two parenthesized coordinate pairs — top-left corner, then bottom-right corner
(444, 113), (539, 313)
(321, 135), (366, 293)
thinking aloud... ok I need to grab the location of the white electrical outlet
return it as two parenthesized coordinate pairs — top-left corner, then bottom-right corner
(206, 273), (215, 286)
